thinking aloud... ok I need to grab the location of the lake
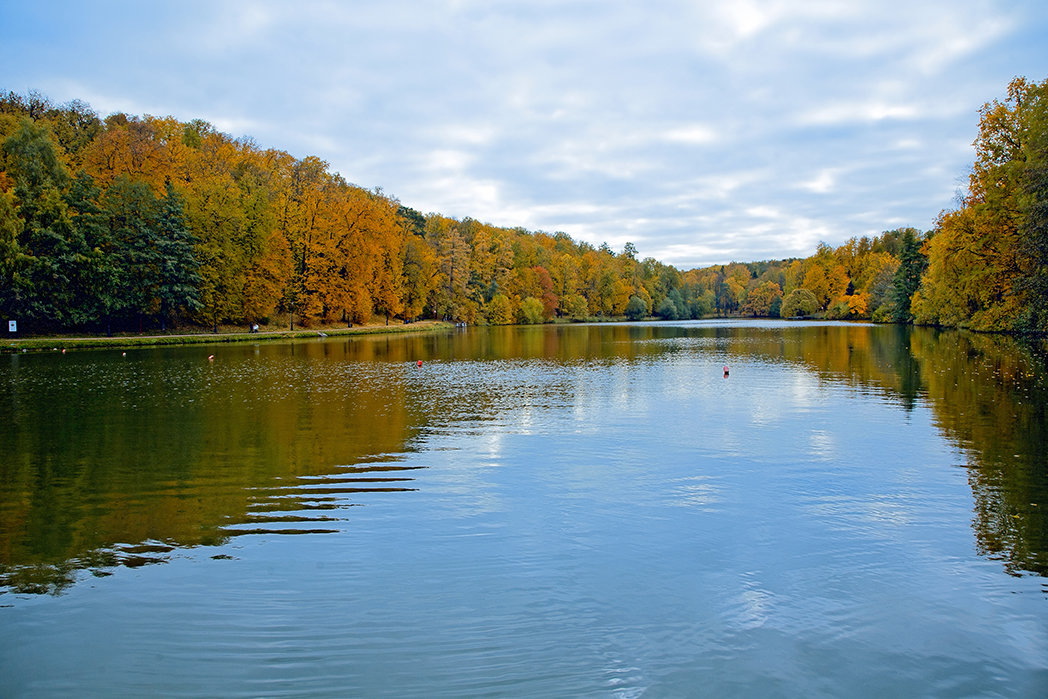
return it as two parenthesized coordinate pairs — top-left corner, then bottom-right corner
(2, 320), (1047, 696)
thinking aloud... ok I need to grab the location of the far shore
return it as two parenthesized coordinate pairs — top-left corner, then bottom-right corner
(2, 320), (455, 353)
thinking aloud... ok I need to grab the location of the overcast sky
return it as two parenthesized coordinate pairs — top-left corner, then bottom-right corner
(2, 0), (1046, 269)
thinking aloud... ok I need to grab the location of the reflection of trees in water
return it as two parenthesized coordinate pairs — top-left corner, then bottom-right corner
(3, 325), (1046, 594)
(0, 327), (669, 595)
(0, 341), (420, 594)
(442, 322), (1048, 577)
(1, 543), (179, 596)
(909, 331), (1048, 577)
(707, 323), (1048, 578)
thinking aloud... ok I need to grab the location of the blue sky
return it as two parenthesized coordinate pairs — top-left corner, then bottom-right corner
(2, 0), (1046, 269)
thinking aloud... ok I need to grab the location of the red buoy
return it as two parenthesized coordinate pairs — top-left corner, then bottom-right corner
(417, 360), (423, 367)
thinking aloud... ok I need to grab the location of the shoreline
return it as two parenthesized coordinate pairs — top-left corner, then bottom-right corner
(2, 320), (455, 353)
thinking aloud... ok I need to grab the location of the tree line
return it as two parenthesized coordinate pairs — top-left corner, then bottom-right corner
(1, 76), (1045, 335)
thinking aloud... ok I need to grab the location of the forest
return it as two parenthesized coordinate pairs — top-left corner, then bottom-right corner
(1, 76), (1045, 335)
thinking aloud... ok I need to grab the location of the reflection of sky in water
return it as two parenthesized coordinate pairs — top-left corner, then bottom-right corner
(727, 573), (776, 631)
(416, 344), (931, 531)
(808, 430), (836, 461)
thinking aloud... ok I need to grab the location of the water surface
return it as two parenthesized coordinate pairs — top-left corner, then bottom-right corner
(2, 321), (1047, 696)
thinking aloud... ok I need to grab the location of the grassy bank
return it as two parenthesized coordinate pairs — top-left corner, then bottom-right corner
(3, 320), (455, 353)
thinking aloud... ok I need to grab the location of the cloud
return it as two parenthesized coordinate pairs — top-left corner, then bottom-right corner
(661, 125), (720, 146)
(796, 101), (922, 126)
(1, 0), (1044, 271)
(194, 4), (280, 54)
(797, 168), (840, 194)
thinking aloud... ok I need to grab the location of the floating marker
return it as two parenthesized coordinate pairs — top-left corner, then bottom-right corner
(723, 365), (730, 376)
(417, 360), (423, 367)
(208, 355), (215, 361)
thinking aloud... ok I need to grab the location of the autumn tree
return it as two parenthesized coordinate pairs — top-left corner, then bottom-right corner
(715, 265), (748, 315)
(781, 288), (819, 318)
(520, 296), (544, 324)
(1015, 79), (1048, 329)
(486, 293), (513, 324)
(398, 206), (437, 321)
(742, 280), (783, 317)
(563, 293), (588, 319)
(428, 214), (471, 320)
(914, 76), (1048, 331)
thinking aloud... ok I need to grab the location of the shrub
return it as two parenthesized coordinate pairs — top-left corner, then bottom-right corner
(564, 294), (588, 319)
(520, 296), (544, 324)
(625, 295), (648, 320)
(486, 294), (513, 325)
(781, 289), (819, 318)
(656, 297), (679, 319)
